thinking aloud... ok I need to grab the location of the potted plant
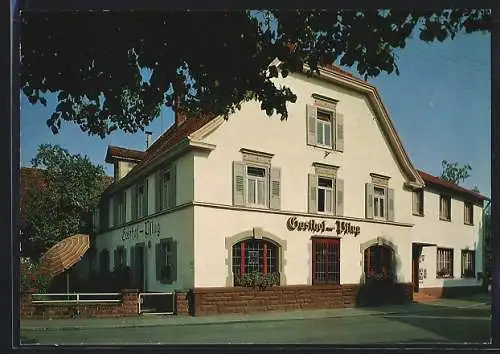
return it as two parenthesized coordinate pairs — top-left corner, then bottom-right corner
(437, 268), (452, 278)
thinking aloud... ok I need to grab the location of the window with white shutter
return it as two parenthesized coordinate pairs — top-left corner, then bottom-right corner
(306, 101), (344, 152)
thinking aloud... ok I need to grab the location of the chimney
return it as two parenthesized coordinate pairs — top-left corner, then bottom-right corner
(174, 96), (187, 127)
(145, 131), (152, 149)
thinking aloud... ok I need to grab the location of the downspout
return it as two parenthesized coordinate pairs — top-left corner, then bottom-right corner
(482, 199), (491, 291)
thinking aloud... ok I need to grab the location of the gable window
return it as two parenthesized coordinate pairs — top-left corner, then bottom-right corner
(316, 110), (333, 148)
(247, 166), (267, 207)
(232, 239), (279, 286)
(157, 165), (176, 212)
(439, 195), (451, 221)
(132, 180), (148, 219)
(436, 248), (454, 278)
(365, 181), (394, 221)
(233, 156), (281, 210)
(464, 202), (473, 225)
(155, 238), (177, 284)
(114, 246), (127, 271)
(412, 190), (424, 216)
(312, 237), (340, 284)
(461, 250), (475, 278)
(306, 103), (344, 152)
(308, 165), (344, 216)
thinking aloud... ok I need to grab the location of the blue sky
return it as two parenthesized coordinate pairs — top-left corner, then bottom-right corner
(20, 31), (491, 197)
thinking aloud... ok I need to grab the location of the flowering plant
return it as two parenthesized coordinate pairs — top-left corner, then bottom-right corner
(437, 268), (452, 278)
(366, 268), (394, 282)
(20, 261), (52, 294)
(235, 272), (280, 289)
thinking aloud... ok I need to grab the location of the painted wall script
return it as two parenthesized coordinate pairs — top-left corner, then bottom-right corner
(121, 219), (161, 242)
(286, 217), (361, 237)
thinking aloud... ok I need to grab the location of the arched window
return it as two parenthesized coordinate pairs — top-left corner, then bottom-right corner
(232, 239), (279, 285)
(364, 245), (394, 282)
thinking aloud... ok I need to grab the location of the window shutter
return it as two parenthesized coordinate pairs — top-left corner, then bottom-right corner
(155, 242), (161, 281)
(387, 188), (395, 221)
(232, 161), (246, 206)
(306, 104), (317, 146)
(123, 192), (127, 222)
(155, 172), (161, 212)
(123, 247), (127, 266)
(335, 178), (344, 216)
(365, 183), (374, 219)
(412, 191), (417, 214)
(335, 113), (344, 152)
(171, 240), (178, 282)
(308, 174), (318, 214)
(112, 197), (117, 226)
(169, 164), (177, 208)
(269, 167), (281, 210)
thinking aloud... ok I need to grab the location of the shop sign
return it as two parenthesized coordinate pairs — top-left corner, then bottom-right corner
(121, 219), (161, 242)
(286, 217), (360, 237)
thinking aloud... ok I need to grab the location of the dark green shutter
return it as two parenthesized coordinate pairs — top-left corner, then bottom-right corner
(308, 174), (318, 214)
(155, 242), (161, 281)
(155, 172), (162, 212)
(169, 165), (176, 208)
(306, 104), (317, 146)
(233, 161), (246, 206)
(365, 183), (374, 219)
(171, 240), (178, 283)
(113, 249), (118, 271)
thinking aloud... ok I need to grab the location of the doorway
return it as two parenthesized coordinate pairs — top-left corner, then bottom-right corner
(133, 243), (146, 292)
(412, 244), (423, 293)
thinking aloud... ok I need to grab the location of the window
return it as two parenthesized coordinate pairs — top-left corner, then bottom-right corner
(99, 249), (110, 274)
(159, 169), (171, 210)
(232, 239), (279, 285)
(365, 183), (394, 221)
(437, 248), (454, 278)
(113, 192), (126, 225)
(312, 238), (340, 284)
(155, 238), (177, 284)
(247, 166), (267, 207)
(306, 103), (344, 152)
(439, 195), (451, 221)
(461, 250), (475, 278)
(373, 187), (386, 219)
(309, 173), (344, 216)
(464, 202), (473, 225)
(412, 190), (424, 216)
(233, 161), (281, 209)
(317, 177), (334, 214)
(114, 246), (127, 270)
(132, 180), (148, 219)
(316, 110), (333, 148)
(364, 245), (394, 282)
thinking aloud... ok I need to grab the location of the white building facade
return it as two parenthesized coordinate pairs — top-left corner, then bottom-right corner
(90, 64), (486, 301)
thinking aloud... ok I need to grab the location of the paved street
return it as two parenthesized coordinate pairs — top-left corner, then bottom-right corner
(20, 298), (491, 345)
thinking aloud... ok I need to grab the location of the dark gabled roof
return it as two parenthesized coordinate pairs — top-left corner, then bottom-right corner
(417, 170), (487, 202)
(105, 146), (146, 164)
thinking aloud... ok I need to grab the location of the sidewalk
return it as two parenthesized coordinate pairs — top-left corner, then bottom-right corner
(21, 294), (490, 332)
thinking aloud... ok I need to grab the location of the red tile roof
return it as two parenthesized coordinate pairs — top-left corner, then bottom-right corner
(417, 170), (487, 202)
(104, 111), (216, 192)
(105, 146), (146, 163)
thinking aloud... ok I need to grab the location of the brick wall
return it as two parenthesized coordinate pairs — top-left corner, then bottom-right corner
(20, 289), (139, 319)
(176, 283), (413, 316)
(419, 285), (483, 299)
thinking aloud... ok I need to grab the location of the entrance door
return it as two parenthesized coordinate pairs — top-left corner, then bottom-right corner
(412, 244), (422, 292)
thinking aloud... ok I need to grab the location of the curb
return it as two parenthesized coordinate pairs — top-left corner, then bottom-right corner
(20, 303), (446, 332)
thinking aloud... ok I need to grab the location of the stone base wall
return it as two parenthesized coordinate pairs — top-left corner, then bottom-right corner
(418, 285), (484, 299)
(20, 289), (139, 319)
(176, 283), (413, 316)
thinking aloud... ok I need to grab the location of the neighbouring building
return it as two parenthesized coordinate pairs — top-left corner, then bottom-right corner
(90, 60), (488, 315)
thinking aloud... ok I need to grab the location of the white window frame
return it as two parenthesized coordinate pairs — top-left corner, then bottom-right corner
(316, 176), (335, 215)
(464, 202), (473, 225)
(316, 109), (334, 149)
(439, 195), (451, 221)
(159, 169), (171, 211)
(373, 186), (386, 220)
(246, 165), (268, 208)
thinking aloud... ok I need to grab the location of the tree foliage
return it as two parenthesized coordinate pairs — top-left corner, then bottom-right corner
(440, 160), (472, 185)
(21, 10), (491, 137)
(20, 144), (110, 261)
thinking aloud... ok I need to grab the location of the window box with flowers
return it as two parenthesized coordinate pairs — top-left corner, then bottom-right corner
(436, 268), (453, 279)
(365, 268), (395, 287)
(234, 271), (280, 290)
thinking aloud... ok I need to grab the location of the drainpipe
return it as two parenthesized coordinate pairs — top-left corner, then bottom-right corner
(482, 199), (491, 292)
